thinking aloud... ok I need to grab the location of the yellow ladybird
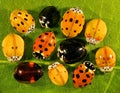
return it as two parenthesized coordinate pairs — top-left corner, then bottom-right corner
(95, 46), (116, 72)
(85, 19), (107, 45)
(2, 33), (24, 62)
(10, 9), (35, 34)
(61, 7), (85, 38)
(48, 62), (68, 86)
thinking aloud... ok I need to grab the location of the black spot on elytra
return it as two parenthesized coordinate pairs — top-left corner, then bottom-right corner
(73, 80), (75, 83)
(40, 50), (43, 53)
(44, 48), (48, 51)
(82, 79), (87, 83)
(48, 43), (52, 46)
(41, 39), (44, 42)
(22, 30), (25, 32)
(69, 18), (73, 22)
(26, 14), (28, 17)
(79, 24), (81, 26)
(65, 19), (67, 22)
(18, 12), (22, 15)
(66, 27), (68, 30)
(39, 45), (42, 48)
(45, 32), (49, 35)
(21, 21), (24, 25)
(39, 35), (41, 38)
(14, 17), (17, 20)
(52, 36), (55, 39)
(17, 24), (20, 26)
(24, 18), (28, 21)
(75, 20), (79, 24)
(67, 11), (69, 14)
(86, 74), (90, 78)
(76, 74), (80, 78)
(79, 70), (83, 73)
(74, 30), (76, 33)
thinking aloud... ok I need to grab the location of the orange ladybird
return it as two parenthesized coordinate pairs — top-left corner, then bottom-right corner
(73, 61), (95, 88)
(95, 46), (116, 72)
(61, 7), (85, 38)
(33, 31), (56, 59)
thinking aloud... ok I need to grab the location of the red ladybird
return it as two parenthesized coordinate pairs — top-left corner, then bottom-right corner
(33, 31), (56, 59)
(72, 61), (95, 88)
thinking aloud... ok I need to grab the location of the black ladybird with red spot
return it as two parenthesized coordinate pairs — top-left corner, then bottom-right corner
(14, 62), (43, 83)
(57, 38), (87, 64)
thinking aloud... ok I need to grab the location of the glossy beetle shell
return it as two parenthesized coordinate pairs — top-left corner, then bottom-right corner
(39, 6), (60, 28)
(14, 62), (44, 83)
(57, 38), (87, 64)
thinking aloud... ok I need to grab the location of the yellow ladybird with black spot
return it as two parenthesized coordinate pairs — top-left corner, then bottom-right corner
(2, 33), (24, 62)
(10, 9), (35, 34)
(95, 46), (116, 72)
(85, 19), (107, 45)
(61, 7), (85, 38)
(48, 62), (68, 86)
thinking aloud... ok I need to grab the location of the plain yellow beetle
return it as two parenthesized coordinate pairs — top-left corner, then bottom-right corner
(85, 19), (107, 45)
(2, 33), (24, 62)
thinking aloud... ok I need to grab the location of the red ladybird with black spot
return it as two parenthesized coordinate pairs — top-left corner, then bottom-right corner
(72, 61), (96, 88)
(33, 31), (56, 59)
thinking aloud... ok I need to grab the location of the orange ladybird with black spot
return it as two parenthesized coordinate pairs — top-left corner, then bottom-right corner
(72, 61), (95, 88)
(33, 31), (56, 59)
(10, 9), (35, 34)
(61, 7), (85, 38)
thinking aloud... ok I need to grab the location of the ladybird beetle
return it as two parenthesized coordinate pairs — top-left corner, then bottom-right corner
(14, 62), (44, 83)
(73, 61), (96, 88)
(10, 9), (35, 34)
(85, 19), (107, 45)
(61, 7), (85, 38)
(33, 31), (56, 59)
(2, 33), (24, 62)
(95, 46), (116, 72)
(57, 38), (87, 64)
(48, 62), (68, 86)
(39, 6), (60, 28)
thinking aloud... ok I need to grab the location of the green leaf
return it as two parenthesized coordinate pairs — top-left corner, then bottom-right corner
(0, 0), (120, 93)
